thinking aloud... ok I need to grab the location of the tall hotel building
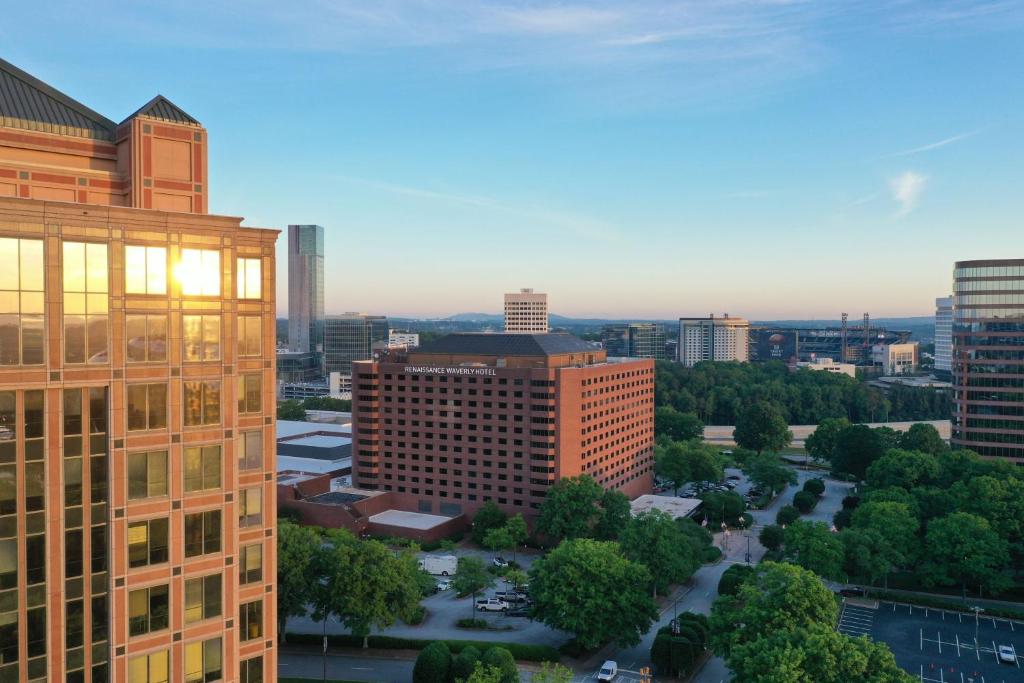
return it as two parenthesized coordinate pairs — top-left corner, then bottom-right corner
(934, 295), (953, 378)
(503, 289), (548, 334)
(0, 59), (277, 682)
(678, 315), (749, 367)
(286, 225), (324, 360)
(951, 260), (1024, 464)
(351, 334), (654, 518)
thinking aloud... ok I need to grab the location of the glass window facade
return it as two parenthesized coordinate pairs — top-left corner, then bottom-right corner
(236, 257), (261, 299)
(125, 246), (167, 295)
(183, 315), (221, 362)
(63, 242), (109, 364)
(126, 314), (168, 362)
(178, 248), (220, 296)
(0, 238), (44, 365)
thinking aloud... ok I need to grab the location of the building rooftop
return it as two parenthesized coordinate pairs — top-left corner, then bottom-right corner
(306, 491), (371, 506)
(276, 455), (351, 475)
(276, 419), (350, 440)
(416, 333), (596, 357)
(368, 509), (456, 530)
(630, 495), (703, 519)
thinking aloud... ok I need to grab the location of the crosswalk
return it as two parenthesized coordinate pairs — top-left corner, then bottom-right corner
(838, 603), (877, 638)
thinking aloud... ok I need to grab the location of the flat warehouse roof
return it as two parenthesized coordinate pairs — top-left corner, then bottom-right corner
(630, 494), (702, 519)
(276, 420), (351, 439)
(368, 509), (454, 530)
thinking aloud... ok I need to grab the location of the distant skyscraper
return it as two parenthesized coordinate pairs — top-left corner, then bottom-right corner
(934, 295), (953, 377)
(324, 313), (389, 376)
(678, 315), (749, 367)
(951, 260), (1024, 464)
(601, 323), (666, 360)
(504, 288), (548, 333)
(288, 225), (325, 363)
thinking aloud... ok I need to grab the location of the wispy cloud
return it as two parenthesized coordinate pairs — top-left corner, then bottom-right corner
(889, 171), (927, 216)
(333, 175), (620, 241)
(886, 128), (983, 157)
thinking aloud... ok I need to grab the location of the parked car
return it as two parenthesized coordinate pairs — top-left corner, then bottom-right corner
(997, 644), (1017, 664)
(495, 590), (529, 603)
(476, 598), (509, 612)
(727, 474), (741, 481)
(505, 606), (531, 618)
(838, 586), (866, 597)
(597, 660), (618, 681)
(419, 554), (458, 576)
(492, 556), (509, 568)
(436, 580), (453, 592)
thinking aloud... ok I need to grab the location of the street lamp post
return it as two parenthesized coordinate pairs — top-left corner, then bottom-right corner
(972, 606), (984, 644)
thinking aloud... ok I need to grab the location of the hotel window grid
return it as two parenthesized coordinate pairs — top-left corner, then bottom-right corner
(238, 487), (263, 527)
(185, 636), (223, 683)
(127, 450), (169, 499)
(184, 381), (221, 427)
(239, 543), (263, 585)
(184, 510), (222, 558)
(126, 314), (168, 362)
(239, 430), (262, 470)
(184, 445), (222, 492)
(236, 257), (261, 299)
(179, 248), (220, 296)
(239, 656), (263, 683)
(125, 245), (168, 295)
(183, 314), (221, 362)
(127, 383), (168, 431)
(239, 599), (263, 641)
(62, 241), (108, 364)
(128, 650), (169, 683)
(127, 518), (169, 568)
(128, 583), (170, 636)
(184, 573), (222, 624)
(0, 237), (44, 365)
(238, 374), (262, 414)
(238, 315), (262, 357)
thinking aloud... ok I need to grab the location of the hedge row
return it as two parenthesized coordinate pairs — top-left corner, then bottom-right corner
(285, 632), (560, 662)
(861, 590), (1024, 621)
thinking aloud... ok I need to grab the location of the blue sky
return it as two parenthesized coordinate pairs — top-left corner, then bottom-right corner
(4, 1), (1022, 319)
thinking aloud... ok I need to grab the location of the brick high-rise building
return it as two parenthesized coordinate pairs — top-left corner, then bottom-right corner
(503, 289), (548, 334)
(351, 333), (654, 519)
(0, 59), (277, 683)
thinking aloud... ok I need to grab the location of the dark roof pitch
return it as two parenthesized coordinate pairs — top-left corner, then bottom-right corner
(122, 95), (200, 127)
(0, 57), (115, 141)
(416, 333), (597, 357)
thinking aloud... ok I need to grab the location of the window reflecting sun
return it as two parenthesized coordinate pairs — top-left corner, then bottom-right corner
(175, 249), (220, 296)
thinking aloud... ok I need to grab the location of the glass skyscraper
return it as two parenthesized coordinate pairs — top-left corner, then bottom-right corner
(324, 314), (389, 376)
(287, 225), (325, 367)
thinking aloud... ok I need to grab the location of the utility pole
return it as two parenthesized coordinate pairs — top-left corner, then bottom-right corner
(972, 606), (984, 645)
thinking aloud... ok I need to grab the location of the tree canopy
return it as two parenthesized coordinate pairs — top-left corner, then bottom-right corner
(655, 406), (705, 441)
(277, 521), (322, 642)
(536, 475), (628, 542)
(733, 401), (793, 454)
(655, 440), (723, 494)
(619, 509), (702, 596)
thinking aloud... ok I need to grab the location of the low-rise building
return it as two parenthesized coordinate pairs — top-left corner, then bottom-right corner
(795, 357), (857, 377)
(872, 341), (919, 375)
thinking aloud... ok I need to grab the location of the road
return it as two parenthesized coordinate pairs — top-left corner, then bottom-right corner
(703, 420), (950, 447)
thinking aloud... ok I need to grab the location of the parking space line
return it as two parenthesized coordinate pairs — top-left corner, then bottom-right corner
(938, 631), (942, 654)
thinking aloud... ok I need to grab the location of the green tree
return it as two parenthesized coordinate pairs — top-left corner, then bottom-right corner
(655, 440), (723, 494)
(733, 401), (792, 455)
(535, 475), (604, 541)
(709, 562), (838, 659)
(529, 662), (574, 683)
(452, 556), (494, 617)
(717, 563), (756, 597)
(480, 647), (518, 683)
(503, 568), (528, 593)
(483, 527), (513, 557)
(318, 530), (423, 648)
(276, 521), (322, 642)
(451, 646), (482, 682)
(831, 424), (885, 480)
(864, 449), (939, 490)
(529, 538), (657, 649)
(413, 641), (452, 683)
(699, 491), (746, 527)
(840, 527), (890, 586)
(776, 505), (800, 526)
(949, 475), (1024, 551)
(803, 478), (825, 496)
(759, 524), (785, 551)
(593, 489), (632, 541)
(744, 454), (797, 495)
(897, 423), (947, 455)
(782, 521), (845, 580)
(805, 417), (851, 463)
(465, 664), (504, 683)
(302, 396), (352, 412)
(620, 510), (701, 596)
(850, 501), (920, 571)
(919, 512), (1011, 595)
(472, 501), (508, 546)
(655, 406), (705, 441)
(277, 399), (307, 421)
(792, 490), (817, 514)
(504, 514), (529, 562)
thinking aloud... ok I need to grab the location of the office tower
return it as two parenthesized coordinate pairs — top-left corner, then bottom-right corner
(0, 60), (276, 683)
(678, 315), (749, 367)
(351, 334), (654, 518)
(951, 259), (1024, 464)
(600, 323), (666, 360)
(503, 288), (548, 333)
(323, 314), (389, 376)
(287, 225), (324, 364)
(934, 295), (953, 377)
(387, 331), (419, 349)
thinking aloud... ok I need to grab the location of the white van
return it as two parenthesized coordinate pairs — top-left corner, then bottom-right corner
(419, 554), (458, 576)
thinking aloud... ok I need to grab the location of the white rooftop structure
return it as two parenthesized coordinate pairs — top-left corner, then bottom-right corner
(276, 455), (351, 475)
(368, 509), (454, 530)
(630, 495), (702, 519)
(276, 419), (351, 440)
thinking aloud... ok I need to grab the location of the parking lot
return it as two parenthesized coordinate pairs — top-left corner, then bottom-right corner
(839, 600), (1023, 682)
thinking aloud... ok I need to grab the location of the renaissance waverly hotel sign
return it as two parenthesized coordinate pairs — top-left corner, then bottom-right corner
(404, 365), (498, 377)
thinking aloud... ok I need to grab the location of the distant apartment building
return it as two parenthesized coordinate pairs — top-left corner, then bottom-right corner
(0, 58), (276, 683)
(287, 225), (325, 368)
(951, 259), (1024, 464)
(388, 331), (419, 349)
(324, 314), (389, 376)
(350, 334), (655, 519)
(601, 323), (666, 360)
(795, 357), (856, 377)
(934, 295), (953, 378)
(678, 315), (750, 367)
(872, 342), (919, 375)
(503, 288), (548, 333)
